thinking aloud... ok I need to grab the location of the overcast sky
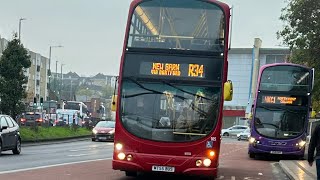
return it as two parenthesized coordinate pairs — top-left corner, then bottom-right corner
(0, 0), (287, 77)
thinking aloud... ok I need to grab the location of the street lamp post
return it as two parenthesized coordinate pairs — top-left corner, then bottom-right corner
(48, 45), (63, 100)
(60, 63), (65, 100)
(18, 18), (26, 43)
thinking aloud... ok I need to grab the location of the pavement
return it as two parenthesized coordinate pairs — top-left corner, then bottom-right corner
(278, 141), (318, 180)
(279, 160), (317, 180)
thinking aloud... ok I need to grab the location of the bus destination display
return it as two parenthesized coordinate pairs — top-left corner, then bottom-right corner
(262, 95), (300, 105)
(140, 62), (205, 78)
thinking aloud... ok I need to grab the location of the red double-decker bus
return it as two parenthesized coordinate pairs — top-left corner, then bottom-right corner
(113, 0), (232, 178)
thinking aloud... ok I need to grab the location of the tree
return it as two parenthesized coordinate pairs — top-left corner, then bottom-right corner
(278, 0), (320, 110)
(102, 85), (114, 99)
(0, 36), (31, 118)
(76, 87), (93, 101)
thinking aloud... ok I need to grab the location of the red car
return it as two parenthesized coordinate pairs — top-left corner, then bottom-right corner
(92, 121), (115, 142)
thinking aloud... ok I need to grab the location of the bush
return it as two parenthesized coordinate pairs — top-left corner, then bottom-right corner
(20, 126), (91, 142)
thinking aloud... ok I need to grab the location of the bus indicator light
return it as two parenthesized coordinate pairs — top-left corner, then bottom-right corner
(209, 151), (215, 157)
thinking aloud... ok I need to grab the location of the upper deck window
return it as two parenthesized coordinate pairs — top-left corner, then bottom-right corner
(259, 65), (310, 93)
(127, 0), (225, 52)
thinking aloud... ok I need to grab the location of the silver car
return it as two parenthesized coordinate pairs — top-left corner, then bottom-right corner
(221, 125), (249, 136)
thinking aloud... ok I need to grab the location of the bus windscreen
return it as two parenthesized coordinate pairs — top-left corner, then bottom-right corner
(127, 0), (225, 52)
(120, 80), (221, 142)
(259, 65), (310, 92)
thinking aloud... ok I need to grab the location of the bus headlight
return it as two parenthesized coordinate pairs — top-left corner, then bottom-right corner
(196, 160), (202, 167)
(249, 137), (256, 144)
(297, 141), (306, 147)
(203, 158), (211, 167)
(115, 143), (123, 151)
(117, 152), (126, 160)
(126, 154), (133, 161)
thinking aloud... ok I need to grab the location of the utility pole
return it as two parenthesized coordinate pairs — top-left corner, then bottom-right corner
(70, 79), (73, 101)
(48, 45), (63, 100)
(60, 64), (64, 100)
(18, 18), (26, 43)
(245, 38), (262, 118)
(54, 60), (58, 94)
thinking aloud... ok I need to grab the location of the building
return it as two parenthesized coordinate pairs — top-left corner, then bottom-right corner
(223, 46), (290, 128)
(25, 51), (49, 103)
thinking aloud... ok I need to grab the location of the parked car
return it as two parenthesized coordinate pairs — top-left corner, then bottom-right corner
(0, 114), (21, 155)
(237, 128), (251, 141)
(221, 125), (249, 136)
(92, 121), (115, 142)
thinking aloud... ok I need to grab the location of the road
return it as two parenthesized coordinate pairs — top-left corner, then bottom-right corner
(0, 140), (113, 172)
(0, 138), (289, 179)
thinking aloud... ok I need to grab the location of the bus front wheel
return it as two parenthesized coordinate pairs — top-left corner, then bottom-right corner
(125, 171), (137, 177)
(249, 152), (255, 159)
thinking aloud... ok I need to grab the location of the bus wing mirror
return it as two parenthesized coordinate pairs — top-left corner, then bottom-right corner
(310, 110), (316, 118)
(224, 80), (233, 101)
(111, 95), (117, 112)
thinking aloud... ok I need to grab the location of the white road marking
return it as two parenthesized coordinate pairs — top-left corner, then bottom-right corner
(69, 149), (90, 152)
(231, 176), (235, 180)
(0, 158), (112, 174)
(67, 153), (91, 157)
(258, 172), (263, 175)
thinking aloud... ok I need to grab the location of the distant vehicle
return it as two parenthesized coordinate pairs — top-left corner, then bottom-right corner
(49, 114), (66, 126)
(0, 114), (21, 155)
(92, 121), (115, 142)
(248, 63), (314, 159)
(221, 125), (249, 136)
(237, 128), (251, 141)
(64, 101), (88, 118)
(20, 112), (49, 126)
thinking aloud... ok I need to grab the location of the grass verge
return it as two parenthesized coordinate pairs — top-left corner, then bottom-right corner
(20, 126), (92, 142)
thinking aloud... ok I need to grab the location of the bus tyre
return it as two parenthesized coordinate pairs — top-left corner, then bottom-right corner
(125, 171), (137, 177)
(297, 155), (305, 160)
(249, 153), (255, 159)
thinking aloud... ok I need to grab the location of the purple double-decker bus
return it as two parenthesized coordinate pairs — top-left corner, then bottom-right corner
(248, 63), (314, 159)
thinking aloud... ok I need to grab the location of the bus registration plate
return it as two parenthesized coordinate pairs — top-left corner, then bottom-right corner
(270, 151), (282, 154)
(152, 165), (175, 172)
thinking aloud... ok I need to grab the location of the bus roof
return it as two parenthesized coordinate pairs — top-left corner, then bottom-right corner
(260, 63), (311, 71)
(129, 0), (230, 10)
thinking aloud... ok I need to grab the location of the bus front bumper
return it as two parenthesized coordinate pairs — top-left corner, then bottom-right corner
(112, 159), (218, 177)
(248, 144), (305, 156)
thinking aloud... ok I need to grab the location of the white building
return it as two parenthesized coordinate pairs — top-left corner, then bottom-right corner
(223, 47), (290, 128)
